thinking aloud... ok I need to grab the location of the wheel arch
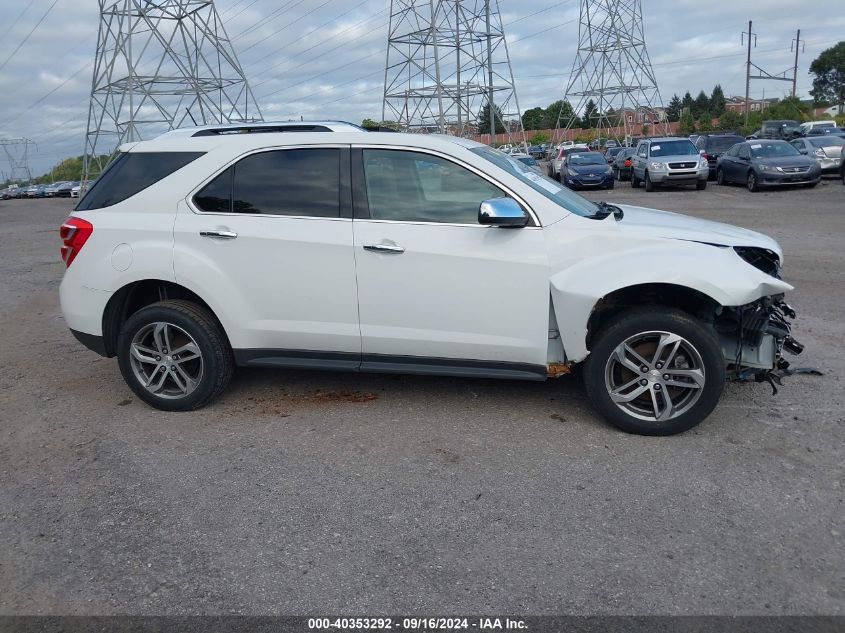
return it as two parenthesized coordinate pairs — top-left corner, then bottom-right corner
(101, 279), (223, 357)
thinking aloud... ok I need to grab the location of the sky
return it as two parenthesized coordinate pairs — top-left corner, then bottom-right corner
(0, 0), (843, 177)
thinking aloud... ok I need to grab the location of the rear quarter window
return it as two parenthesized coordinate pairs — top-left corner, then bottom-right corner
(76, 151), (204, 210)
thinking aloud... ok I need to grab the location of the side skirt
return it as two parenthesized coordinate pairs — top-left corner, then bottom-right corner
(233, 349), (547, 382)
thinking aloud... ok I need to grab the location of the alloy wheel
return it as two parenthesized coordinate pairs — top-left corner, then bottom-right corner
(129, 321), (204, 399)
(604, 330), (705, 422)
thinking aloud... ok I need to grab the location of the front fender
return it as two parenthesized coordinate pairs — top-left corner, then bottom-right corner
(547, 235), (792, 363)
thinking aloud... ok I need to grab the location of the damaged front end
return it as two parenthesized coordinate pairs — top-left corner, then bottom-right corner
(716, 295), (804, 390)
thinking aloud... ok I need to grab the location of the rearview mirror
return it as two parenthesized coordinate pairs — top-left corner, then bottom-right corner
(478, 198), (528, 228)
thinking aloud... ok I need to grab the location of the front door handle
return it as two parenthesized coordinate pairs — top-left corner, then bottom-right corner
(364, 243), (404, 254)
(200, 230), (238, 239)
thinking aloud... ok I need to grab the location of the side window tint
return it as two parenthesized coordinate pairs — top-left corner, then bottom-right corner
(362, 149), (505, 224)
(77, 152), (203, 210)
(637, 144), (647, 157)
(194, 167), (232, 212)
(230, 148), (340, 216)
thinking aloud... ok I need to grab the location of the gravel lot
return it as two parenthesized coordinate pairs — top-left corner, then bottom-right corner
(1, 179), (843, 615)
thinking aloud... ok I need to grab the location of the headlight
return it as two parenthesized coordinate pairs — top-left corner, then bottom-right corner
(649, 161), (666, 170)
(567, 168), (579, 176)
(758, 164), (772, 172)
(698, 159), (708, 168)
(813, 148), (826, 158)
(734, 246), (781, 278)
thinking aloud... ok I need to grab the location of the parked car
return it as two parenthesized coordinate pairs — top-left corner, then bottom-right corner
(716, 140), (822, 191)
(605, 146), (624, 164)
(630, 137), (709, 191)
(841, 145), (845, 185)
(55, 181), (78, 197)
(790, 136), (845, 174)
(759, 120), (801, 140)
(44, 182), (67, 197)
(612, 147), (636, 181)
(561, 151), (614, 189)
(25, 184), (41, 198)
(805, 126), (845, 138)
(798, 120), (836, 135)
(59, 120), (803, 436)
(527, 145), (544, 160)
(695, 133), (746, 180)
(510, 153), (543, 174)
(548, 144), (588, 180)
(70, 183), (82, 198)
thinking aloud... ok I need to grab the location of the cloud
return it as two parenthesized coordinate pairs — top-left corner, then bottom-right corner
(0, 0), (840, 176)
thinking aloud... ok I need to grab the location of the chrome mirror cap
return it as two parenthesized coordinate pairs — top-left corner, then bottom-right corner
(478, 197), (528, 227)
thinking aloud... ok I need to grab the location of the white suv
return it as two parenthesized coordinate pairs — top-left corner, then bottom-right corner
(59, 121), (803, 435)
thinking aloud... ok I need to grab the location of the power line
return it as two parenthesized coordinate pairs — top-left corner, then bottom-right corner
(0, 0), (61, 73)
(0, 0), (36, 42)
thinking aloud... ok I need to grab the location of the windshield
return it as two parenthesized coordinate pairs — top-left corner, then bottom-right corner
(749, 142), (800, 158)
(470, 146), (598, 217)
(649, 140), (698, 157)
(515, 156), (538, 166)
(568, 153), (607, 166)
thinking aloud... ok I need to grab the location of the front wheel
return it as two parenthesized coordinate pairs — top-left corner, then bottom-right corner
(582, 308), (725, 436)
(696, 179), (707, 190)
(644, 171), (655, 192)
(631, 171), (640, 188)
(747, 171), (759, 192)
(716, 168), (726, 185)
(117, 300), (234, 411)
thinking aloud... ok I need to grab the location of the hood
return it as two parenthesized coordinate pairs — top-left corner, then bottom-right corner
(610, 204), (782, 255)
(753, 155), (815, 168)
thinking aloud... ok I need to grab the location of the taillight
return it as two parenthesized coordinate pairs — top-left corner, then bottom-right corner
(59, 217), (93, 267)
(624, 159), (631, 167)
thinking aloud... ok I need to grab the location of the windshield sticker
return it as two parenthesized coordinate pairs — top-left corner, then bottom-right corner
(751, 143), (762, 149)
(650, 144), (660, 151)
(524, 171), (564, 194)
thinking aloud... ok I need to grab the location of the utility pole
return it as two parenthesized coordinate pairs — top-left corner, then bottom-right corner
(744, 20), (753, 128)
(791, 29), (803, 98)
(485, 0), (494, 145)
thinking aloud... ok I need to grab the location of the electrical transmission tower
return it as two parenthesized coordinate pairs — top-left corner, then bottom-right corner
(0, 138), (36, 183)
(83, 0), (263, 183)
(382, 0), (525, 146)
(556, 0), (667, 143)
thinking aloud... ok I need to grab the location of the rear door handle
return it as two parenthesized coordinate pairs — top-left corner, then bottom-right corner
(200, 230), (238, 239)
(364, 243), (405, 254)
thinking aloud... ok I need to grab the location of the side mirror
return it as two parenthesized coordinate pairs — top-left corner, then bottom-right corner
(478, 198), (528, 228)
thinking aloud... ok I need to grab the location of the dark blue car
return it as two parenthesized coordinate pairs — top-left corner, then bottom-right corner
(561, 151), (614, 190)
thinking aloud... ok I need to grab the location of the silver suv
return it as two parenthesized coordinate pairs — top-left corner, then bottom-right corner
(631, 137), (709, 191)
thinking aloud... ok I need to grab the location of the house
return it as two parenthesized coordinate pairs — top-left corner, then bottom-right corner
(724, 96), (780, 114)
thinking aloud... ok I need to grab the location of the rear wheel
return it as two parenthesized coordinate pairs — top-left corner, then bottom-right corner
(117, 300), (234, 411)
(583, 308), (725, 436)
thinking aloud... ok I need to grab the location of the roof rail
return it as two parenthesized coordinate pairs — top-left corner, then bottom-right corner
(192, 124), (334, 136)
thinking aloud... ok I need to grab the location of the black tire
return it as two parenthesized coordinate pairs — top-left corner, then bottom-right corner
(746, 170), (759, 192)
(117, 299), (234, 411)
(631, 171), (640, 188)
(696, 179), (707, 190)
(716, 168), (726, 186)
(582, 307), (725, 436)
(606, 180), (615, 190)
(644, 171), (655, 192)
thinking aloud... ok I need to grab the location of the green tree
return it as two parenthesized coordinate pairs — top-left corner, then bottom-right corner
(678, 110), (696, 136)
(361, 118), (378, 128)
(766, 96), (809, 121)
(545, 99), (574, 128)
(666, 94), (682, 122)
(522, 107), (546, 130)
(582, 99), (598, 128)
(718, 109), (742, 131)
(809, 42), (845, 113)
(529, 131), (550, 145)
(681, 91), (694, 113)
(361, 119), (402, 130)
(710, 84), (726, 115)
(478, 101), (506, 134)
(692, 90), (710, 118)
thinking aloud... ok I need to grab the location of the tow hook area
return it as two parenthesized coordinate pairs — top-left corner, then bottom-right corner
(720, 296), (821, 394)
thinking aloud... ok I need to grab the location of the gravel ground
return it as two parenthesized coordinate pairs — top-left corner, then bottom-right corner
(0, 179), (843, 615)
